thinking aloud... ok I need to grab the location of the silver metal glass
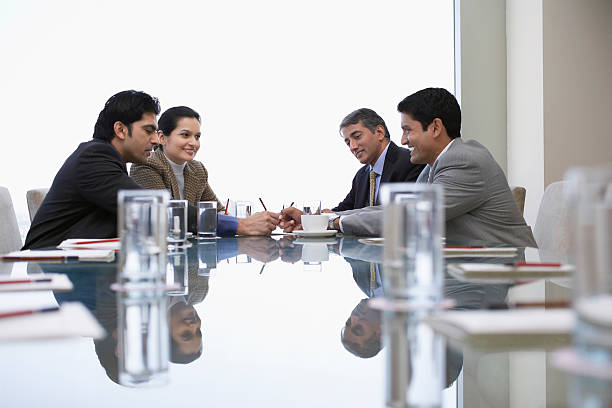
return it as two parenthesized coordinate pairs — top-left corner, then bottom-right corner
(118, 190), (169, 286)
(197, 201), (217, 238)
(381, 183), (444, 304)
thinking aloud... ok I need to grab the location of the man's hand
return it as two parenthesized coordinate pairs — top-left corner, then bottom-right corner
(236, 211), (279, 236)
(321, 208), (333, 214)
(279, 207), (304, 232)
(237, 237), (279, 263)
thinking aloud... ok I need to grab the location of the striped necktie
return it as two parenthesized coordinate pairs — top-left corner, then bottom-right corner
(369, 170), (378, 206)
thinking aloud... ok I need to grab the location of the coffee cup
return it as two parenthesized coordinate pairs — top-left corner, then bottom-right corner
(301, 214), (328, 231)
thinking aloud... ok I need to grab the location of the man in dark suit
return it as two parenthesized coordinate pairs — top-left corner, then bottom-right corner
(23, 90), (162, 249)
(331, 108), (424, 211)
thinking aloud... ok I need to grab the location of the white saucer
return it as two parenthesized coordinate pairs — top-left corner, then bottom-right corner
(290, 230), (338, 238)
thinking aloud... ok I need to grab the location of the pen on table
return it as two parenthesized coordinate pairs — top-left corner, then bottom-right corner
(259, 264), (266, 274)
(224, 199), (230, 215)
(1, 256), (80, 262)
(444, 246), (485, 249)
(504, 262), (562, 267)
(0, 306), (60, 320)
(259, 198), (268, 211)
(487, 301), (570, 309)
(0, 278), (53, 285)
(75, 238), (120, 245)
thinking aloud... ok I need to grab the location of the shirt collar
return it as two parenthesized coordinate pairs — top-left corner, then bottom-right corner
(433, 138), (456, 166)
(164, 152), (187, 171)
(369, 142), (390, 175)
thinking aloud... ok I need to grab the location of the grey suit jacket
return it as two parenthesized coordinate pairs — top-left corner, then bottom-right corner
(338, 139), (537, 247)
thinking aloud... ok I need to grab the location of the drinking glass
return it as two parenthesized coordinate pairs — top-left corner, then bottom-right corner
(167, 200), (187, 249)
(300, 200), (321, 215)
(166, 250), (188, 296)
(117, 288), (169, 387)
(236, 200), (252, 219)
(197, 201), (217, 238)
(566, 165), (612, 362)
(118, 190), (169, 286)
(380, 183), (444, 304)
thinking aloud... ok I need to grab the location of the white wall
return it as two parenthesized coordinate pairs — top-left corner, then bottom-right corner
(506, 0), (544, 227)
(455, 0), (508, 171)
(542, 0), (612, 185)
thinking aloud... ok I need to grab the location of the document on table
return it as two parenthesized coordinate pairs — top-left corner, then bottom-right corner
(448, 263), (574, 278)
(58, 238), (120, 250)
(425, 309), (575, 348)
(0, 273), (73, 292)
(0, 296), (105, 341)
(2, 249), (115, 262)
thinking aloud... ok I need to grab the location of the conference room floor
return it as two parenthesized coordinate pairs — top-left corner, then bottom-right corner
(0, 235), (601, 407)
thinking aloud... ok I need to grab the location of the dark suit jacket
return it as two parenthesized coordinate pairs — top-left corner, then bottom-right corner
(332, 141), (425, 211)
(23, 140), (142, 249)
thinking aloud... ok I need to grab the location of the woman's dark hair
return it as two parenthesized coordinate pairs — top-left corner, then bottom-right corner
(93, 90), (160, 142)
(158, 106), (201, 137)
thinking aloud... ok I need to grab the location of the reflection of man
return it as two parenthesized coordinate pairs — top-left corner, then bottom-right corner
(169, 300), (202, 363)
(341, 299), (382, 358)
(331, 108), (424, 211)
(282, 88), (537, 247)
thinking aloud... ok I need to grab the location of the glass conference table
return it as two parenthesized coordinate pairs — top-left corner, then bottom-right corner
(0, 235), (596, 407)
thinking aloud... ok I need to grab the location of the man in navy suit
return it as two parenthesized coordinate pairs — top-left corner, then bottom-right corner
(331, 108), (424, 211)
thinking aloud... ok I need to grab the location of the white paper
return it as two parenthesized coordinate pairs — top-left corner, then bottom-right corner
(0, 302), (105, 341)
(58, 238), (120, 250)
(426, 309), (575, 336)
(3, 249), (115, 262)
(448, 263), (574, 277)
(0, 273), (73, 292)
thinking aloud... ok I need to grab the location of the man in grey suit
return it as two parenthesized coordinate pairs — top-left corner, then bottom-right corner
(280, 88), (536, 247)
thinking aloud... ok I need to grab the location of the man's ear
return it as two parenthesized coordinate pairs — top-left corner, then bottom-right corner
(113, 121), (128, 141)
(375, 124), (386, 141)
(430, 118), (444, 139)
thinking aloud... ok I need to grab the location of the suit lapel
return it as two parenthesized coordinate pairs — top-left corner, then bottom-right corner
(380, 141), (397, 183)
(356, 166), (370, 208)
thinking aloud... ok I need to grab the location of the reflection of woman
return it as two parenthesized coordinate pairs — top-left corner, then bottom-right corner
(130, 106), (223, 211)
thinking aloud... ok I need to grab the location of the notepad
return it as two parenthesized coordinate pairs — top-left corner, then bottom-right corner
(0, 302), (105, 341)
(425, 309), (575, 348)
(2, 249), (115, 262)
(0, 273), (73, 292)
(443, 247), (518, 257)
(448, 263), (574, 278)
(58, 238), (120, 250)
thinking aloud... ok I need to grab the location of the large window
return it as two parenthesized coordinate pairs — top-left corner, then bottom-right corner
(0, 0), (454, 234)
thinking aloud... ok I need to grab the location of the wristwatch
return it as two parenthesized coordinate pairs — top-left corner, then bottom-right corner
(328, 214), (340, 230)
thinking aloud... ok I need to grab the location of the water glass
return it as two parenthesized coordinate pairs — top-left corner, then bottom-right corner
(236, 200), (252, 219)
(384, 310), (445, 407)
(565, 165), (612, 362)
(167, 200), (187, 248)
(301, 200), (321, 215)
(118, 190), (169, 286)
(380, 183), (444, 304)
(117, 288), (169, 387)
(166, 251), (188, 296)
(197, 201), (217, 238)
(198, 240), (218, 275)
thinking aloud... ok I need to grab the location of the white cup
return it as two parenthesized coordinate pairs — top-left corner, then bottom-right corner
(301, 214), (328, 231)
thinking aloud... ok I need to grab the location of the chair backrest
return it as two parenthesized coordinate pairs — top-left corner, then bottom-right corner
(0, 187), (22, 254)
(26, 188), (49, 222)
(533, 181), (570, 254)
(511, 186), (526, 215)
